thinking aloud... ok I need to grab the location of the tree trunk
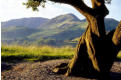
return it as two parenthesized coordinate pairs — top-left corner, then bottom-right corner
(53, 0), (121, 79)
(53, 18), (121, 79)
(65, 15), (108, 77)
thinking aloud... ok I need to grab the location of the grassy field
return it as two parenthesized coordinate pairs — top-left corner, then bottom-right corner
(1, 45), (121, 63)
(1, 45), (74, 62)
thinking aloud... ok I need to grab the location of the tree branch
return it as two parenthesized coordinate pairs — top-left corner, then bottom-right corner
(48, 0), (93, 16)
(73, 0), (93, 16)
(33, 0), (93, 16)
(112, 21), (121, 50)
(91, 0), (105, 8)
(91, 0), (109, 16)
(31, 0), (109, 17)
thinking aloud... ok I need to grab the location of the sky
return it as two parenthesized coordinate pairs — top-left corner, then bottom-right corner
(0, 0), (121, 22)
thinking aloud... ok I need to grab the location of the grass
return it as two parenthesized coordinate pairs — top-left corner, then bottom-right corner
(1, 45), (121, 63)
(1, 45), (74, 62)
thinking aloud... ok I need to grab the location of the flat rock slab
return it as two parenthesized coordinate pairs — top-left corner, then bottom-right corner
(1, 59), (121, 80)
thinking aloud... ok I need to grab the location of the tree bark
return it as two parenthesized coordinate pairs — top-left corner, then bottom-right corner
(53, 0), (121, 79)
(53, 20), (121, 78)
(65, 15), (107, 77)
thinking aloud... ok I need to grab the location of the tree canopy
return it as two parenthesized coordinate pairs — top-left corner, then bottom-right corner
(24, 0), (112, 11)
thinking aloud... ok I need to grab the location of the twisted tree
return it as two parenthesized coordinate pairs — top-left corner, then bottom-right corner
(24, 0), (121, 79)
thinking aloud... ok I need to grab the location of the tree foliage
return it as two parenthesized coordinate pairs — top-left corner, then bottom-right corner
(23, 0), (46, 11)
(24, 0), (112, 11)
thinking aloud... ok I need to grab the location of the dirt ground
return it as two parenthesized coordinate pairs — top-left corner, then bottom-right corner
(1, 59), (121, 80)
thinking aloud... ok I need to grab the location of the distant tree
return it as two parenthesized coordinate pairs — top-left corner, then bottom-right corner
(24, 0), (121, 79)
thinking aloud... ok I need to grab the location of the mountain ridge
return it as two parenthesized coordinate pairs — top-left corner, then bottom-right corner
(1, 17), (49, 28)
(1, 13), (119, 46)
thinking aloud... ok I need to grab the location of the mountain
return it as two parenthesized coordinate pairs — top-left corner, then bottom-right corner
(1, 26), (40, 40)
(27, 14), (87, 40)
(1, 17), (49, 28)
(1, 14), (119, 46)
(38, 14), (81, 29)
(104, 18), (119, 31)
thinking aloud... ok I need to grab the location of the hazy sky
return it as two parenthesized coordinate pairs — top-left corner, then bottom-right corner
(0, 0), (121, 21)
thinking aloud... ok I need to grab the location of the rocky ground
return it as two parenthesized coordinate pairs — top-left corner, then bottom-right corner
(1, 59), (121, 80)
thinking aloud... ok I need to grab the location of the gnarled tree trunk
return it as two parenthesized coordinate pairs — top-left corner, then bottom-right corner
(53, 0), (121, 79)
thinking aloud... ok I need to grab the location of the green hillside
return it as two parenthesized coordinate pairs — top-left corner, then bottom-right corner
(105, 18), (119, 31)
(38, 14), (81, 29)
(2, 26), (40, 40)
(1, 17), (49, 28)
(1, 14), (119, 46)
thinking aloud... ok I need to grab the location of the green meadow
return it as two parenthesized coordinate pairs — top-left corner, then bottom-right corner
(1, 45), (121, 63)
(1, 45), (74, 62)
